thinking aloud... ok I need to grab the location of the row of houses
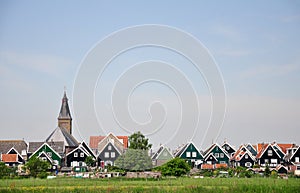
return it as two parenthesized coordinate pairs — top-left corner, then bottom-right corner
(0, 91), (299, 175)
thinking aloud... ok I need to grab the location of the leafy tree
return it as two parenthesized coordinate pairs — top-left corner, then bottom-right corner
(115, 149), (152, 171)
(25, 156), (50, 178)
(155, 158), (191, 177)
(85, 156), (95, 167)
(129, 131), (152, 150)
(0, 162), (10, 178)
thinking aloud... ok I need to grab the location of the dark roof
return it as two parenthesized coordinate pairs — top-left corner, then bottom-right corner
(58, 91), (72, 119)
(0, 140), (27, 154)
(152, 146), (164, 160)
(174, 143), (188, 157)
(28, 141), (64, 154)
(46, 127), (78, 147)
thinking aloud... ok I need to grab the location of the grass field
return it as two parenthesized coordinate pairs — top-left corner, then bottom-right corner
(0, 177), (299, 193)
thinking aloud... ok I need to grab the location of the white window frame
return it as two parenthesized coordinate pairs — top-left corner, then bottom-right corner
(111, 152), (115, 158)
(104, 152), (109, 158)
(186, 152), (191, 157)
(47, 152), (52, 157)
(74, 152), (78, 157)
(80, 152), (84, 157)
(267, 150), (273, 156)
(245, 162), (252, 167)
(192, 152), (197, 158)
(271, 159), (277, 164)
(265, 159), (269, 163)
(108, 145), (112, 151)
(295, 157), (299, 162)
(245, 154), (248, 159)
(220, 153), (224, 158)
(215, 153), (219, 158)
(220, 161), (226, 164)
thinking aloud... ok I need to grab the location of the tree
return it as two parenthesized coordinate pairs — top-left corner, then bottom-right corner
(0, 162), (10, 178)
(155, 158), (191, 177)
(85, 156), (95, 167)
(129, 131), (152, 150)
(25, 157), (50, 178)
(115, 149), (152, 171)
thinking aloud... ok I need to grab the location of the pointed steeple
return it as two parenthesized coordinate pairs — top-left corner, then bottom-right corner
(58, 90), (72, 134)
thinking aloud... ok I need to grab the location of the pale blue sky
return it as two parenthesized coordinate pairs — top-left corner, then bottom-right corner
(0, 1), (299, 149)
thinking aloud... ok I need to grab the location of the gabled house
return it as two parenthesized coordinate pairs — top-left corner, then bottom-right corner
(174, 142), (203, 167)
(151, 145), (174, 167)
(29, 143), (62, 167)
(89, 133), (128, 155)
(284, 145), (300, 165)
(28, 141), (64, 158)
(0, 140), (28, 161)
(221, 141), (236, 158)
(204, 153), (218, 165)
(97, 141), (122, 167)
(65, 142), (94, 167)
(230, 145), (256, 168)
(203, 143), (230, 165)
(256, 143), (282, 167)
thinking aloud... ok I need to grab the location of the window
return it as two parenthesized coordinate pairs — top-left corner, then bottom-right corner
(245, 154), (248, 159)
(295, 157), (299, 162)
(265, 159), (269, 163)
(220, 161), (226, 164)
(74, 152), (78, 157)
(108, 145), (112, 150)
(215, 153), (219, 158)
(186, 152), (191, 157)
(111, 152), (115, 158)
(47, 152), (52, 157)
(80, 153), (84, 157)
(104, 152), (109, 158)
(220, 153), (224, 158)
(267, 150), (273, 156)
(245, 162), (252, 167)
(271, 159), (277, 164)
(226, 146), (230, 150)
(192, 152), (197, 157)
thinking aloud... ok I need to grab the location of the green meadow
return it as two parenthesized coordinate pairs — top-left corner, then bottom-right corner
(0, 177), (299, 193)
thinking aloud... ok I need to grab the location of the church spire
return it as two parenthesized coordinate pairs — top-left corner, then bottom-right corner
(58, 90), (72, 134)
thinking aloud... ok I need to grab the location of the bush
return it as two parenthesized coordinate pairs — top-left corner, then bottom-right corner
(154, 158), (190, 177)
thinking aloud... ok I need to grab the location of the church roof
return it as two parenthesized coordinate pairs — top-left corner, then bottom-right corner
(58, 91), (72, 119)
(46, 127), (78, 147)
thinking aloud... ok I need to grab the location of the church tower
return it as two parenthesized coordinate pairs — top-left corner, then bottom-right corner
(58, 91), (72, 134)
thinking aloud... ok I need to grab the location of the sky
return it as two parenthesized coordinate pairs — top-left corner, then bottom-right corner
(0, 1), (300, 150)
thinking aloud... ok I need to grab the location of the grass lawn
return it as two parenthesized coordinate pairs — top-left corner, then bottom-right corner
(0, 177), (299, 193)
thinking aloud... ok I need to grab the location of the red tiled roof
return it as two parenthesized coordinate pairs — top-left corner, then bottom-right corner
(1, 154), (18, 162)
(256, 143), (269, 158)
(277, 144), (293, 154)
(201, 164), (214, 170)
(215, 163), (228, 169)
(89, 135), (128, 149)
(89, 136), (105, 149)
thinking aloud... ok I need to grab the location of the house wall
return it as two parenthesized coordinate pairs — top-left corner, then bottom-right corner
(259, 146), (281, 167)
(98, 143), (120, 166)
(209, 146), (229, 164)
(290, 148), (300, 163)
(239, 154), (255, 168)
(31, 145), (61, 165)
(66, 149), (87, 167)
